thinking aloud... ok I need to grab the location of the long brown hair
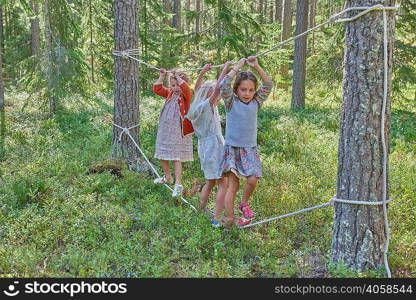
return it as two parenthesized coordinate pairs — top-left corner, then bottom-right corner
(233, 71), (258, 93)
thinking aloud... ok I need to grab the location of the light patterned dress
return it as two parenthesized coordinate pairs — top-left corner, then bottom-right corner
(187, 99), (224, 179)
(155, 93), (193, 162)
(219, 75), (273, 178)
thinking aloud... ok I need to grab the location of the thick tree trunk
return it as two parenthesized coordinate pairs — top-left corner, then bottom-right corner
(275, 0), (283, 24)
(269, 0), (274, 23)
(291, 0), (308, 110)
(332, 0), (395, 273)
(0, 3), (4, 161)
(31, 1), (40, 57)
(280, 0), (292, 79)
(113, 0), (147, 172)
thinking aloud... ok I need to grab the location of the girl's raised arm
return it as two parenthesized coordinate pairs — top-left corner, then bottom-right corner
(153, 68), (170, 98)
(210, 61), (232, 107)
(226, 58), (246, 79)
(247, 56), (272, 83)
(194, 64), (211, 92)
(247, 57), (273, 106)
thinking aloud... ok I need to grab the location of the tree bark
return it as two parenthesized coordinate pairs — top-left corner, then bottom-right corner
(185, 0), (191, 31)
(0, 3), (5, 161)
(195, 0), (200, 34)
(269, 0), (274, 23)
(172, 0), (182, 32)
(308, 0), (316, 53)
(43, 0), (56, 115)
(258, 0), (264, 22)
(280, 0), (292, 78)
(89, 0), (95, 83)
(163, 0), (171, 26)
(332, 0), (395, 273)
(291, 0), (308, 110)
(31, 1), (41, 58)
(275, 0), (283, 24)
(113, 0), (147, 172)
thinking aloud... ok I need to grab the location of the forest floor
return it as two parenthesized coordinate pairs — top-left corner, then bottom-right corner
(0, 89), (415, 278)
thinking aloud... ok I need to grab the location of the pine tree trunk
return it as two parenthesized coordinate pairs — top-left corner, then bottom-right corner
(163, 0), (171, 26)
(113, 0), (147, 172)
(308, 0), (316, 53)
(31, 1), (40, 58)
(89, 0), (95, 83)
(332, 0), (395, 273)
(258, 0), (264, 22)
(185, 0), (191, 31)
(291, 0), (308, 110)
(172, 0), (181, 33)
(279, 0), (292, 82)
(269, 0), (274, 23)
(275, 0), (283, 24)
(43, 0), (56, 115)
(0, 3), (5, 161)
(195, 0), (200, 34)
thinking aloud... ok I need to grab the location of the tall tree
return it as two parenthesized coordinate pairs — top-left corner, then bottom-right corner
(163, 0), (171, 25)
(31, 0), (40, 57)
(0, 2), (4, 161)
(88, 0), (95, 83)
(275, 0), (283, 24)
(195, 0), (201, 34)
(280, 0), (292, 78)
(332, 0), (395, 273)
(291, 0), (308, 110)
(43, 0), (55, 114)
(269, 0), (274, 23)
(185, 0), (191, 31)
(113, 0), (148, 171)
(308, 0), (316, 53)
(172, 0), (182, 32)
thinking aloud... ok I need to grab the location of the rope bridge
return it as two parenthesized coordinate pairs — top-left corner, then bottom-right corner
(112, 5), (396, 277)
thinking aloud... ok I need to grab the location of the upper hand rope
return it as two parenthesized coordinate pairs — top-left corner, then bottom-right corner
(112, 5), (395, 277)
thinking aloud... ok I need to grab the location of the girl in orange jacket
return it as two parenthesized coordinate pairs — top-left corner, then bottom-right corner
(152, 69), (194, 198)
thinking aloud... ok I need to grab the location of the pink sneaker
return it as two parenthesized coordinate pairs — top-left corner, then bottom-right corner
(240, 203), (255, 219)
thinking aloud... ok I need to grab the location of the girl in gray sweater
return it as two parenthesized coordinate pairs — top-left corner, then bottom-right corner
(219, 56), (273, 228)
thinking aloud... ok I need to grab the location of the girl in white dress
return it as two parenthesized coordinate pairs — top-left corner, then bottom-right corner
(186, 62), (232, 226)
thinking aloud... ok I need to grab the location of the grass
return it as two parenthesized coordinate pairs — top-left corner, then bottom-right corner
(0, 88), (415, 278)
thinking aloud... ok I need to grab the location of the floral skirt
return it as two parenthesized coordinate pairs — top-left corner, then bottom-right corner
(155, 99), (193, 162)
(220, 145), (262, 179)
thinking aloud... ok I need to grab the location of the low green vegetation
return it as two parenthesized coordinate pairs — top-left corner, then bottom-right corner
(0, 89), (414, 278)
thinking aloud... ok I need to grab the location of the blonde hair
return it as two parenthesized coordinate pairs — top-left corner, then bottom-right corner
(194, 80), (216, 103)
(187, 80), (216, 120)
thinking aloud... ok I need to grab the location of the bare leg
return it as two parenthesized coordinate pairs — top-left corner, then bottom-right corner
(224, 172), (239, 220)
(199, 179), (216, 211)
(160, 160), (173, 183)
(241, 176), (258, 204)
(173, 161), (182, 185)
(213, 177), (227, 219)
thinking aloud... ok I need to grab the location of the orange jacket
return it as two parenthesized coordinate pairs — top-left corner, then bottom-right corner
(153, 81), (194, 137)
